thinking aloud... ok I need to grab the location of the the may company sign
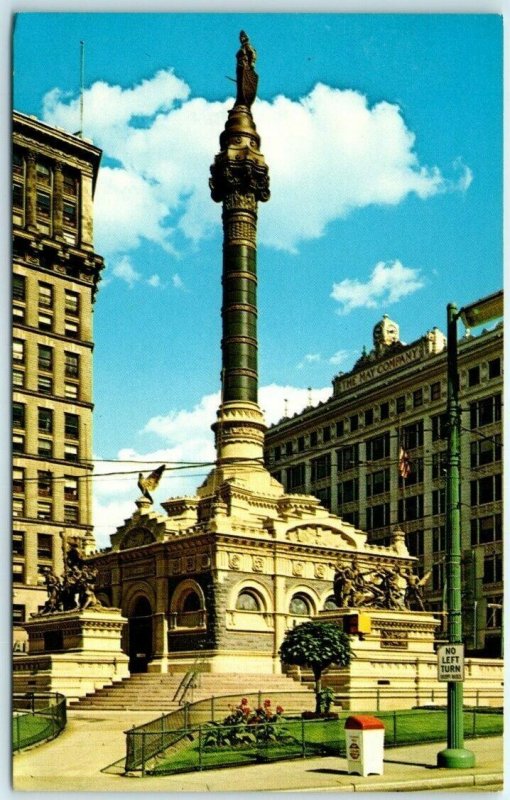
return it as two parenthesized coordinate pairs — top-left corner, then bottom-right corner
(437, 644), (465, 681)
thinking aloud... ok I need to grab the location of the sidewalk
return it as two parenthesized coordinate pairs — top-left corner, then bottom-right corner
(13, 709), (504, 793)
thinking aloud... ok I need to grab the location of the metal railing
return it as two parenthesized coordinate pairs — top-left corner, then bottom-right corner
(125, 704), (503, 776)
(13, 692), (67, 752)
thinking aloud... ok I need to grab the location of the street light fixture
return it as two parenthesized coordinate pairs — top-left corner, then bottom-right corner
(437, 290), (503, 769)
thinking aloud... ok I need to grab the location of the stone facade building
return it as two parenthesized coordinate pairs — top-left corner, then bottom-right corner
(12, 111), (104, 642)
(264, 311), (503, 657)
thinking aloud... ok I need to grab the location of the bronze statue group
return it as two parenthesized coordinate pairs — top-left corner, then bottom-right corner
(332, 557), (430, 612)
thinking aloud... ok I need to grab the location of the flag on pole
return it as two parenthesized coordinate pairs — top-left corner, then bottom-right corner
(398, 445), (412, 479)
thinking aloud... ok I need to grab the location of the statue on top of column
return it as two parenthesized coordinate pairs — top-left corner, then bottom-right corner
(235, 30), (258, 108)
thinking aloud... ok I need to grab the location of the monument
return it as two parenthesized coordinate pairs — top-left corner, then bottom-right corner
(13, 539), (129, 701)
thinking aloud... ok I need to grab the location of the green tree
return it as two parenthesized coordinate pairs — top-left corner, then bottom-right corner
(279, 621), (352, 713)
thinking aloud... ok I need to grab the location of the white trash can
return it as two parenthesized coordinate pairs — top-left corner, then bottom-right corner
(344, 714), (385, 777)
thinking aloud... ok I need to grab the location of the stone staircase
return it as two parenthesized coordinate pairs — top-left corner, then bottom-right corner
(69, 671), (314, 713)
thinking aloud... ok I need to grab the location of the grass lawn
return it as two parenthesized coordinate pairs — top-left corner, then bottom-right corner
(147, 709), (503, 775)
(12, 713), (56, 751)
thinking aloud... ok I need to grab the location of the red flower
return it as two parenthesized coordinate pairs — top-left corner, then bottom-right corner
(241, 698), (248, 705)
(276, 705), (284, 714)
(263, 699), (271, 707)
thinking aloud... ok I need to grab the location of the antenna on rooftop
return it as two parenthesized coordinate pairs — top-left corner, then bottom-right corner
(74, 40), (85, 137)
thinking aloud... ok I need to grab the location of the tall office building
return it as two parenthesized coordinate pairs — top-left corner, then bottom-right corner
(265, 310), (503, 656)
(12, 111), (104, 643)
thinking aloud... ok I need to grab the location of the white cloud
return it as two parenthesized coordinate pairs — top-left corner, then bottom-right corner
(91, 383), (332, 546)
(112, 255), (141, 287)
(172, 273), (185, 290)
(42, 73), (470, 261)
(331, 259), (425, 314)
(147, 274), (162, 288)
(329, 349), (350, 366)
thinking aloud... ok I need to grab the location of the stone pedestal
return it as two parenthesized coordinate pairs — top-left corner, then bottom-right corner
(13, 608), (129, 702)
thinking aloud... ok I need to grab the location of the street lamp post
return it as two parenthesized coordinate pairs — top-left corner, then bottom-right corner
(437, 290), (503, 769)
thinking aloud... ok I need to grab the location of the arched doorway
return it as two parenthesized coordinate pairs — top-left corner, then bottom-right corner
(128, 596), (153, 673)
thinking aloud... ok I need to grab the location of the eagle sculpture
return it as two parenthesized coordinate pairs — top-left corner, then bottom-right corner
(137, 464), (166, 503)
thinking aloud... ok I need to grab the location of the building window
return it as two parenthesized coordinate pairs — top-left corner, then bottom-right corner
(13, 563), (25, 584)
(13, 370), (24, 388)
(310, 431), (318, 447)
(13, 499), (25, 518)
(36, 161), (51, 185)
(37, 533), (53, 560)
(432, 525), (446, 554)
(366, 502), (390, 530)
(38, 312), (53, 331)
(63, 200), (77, 227)
(336, 420), (344, 437)
(36, 190), (51, 218)
(432, 488), (446, 515)
(13, 274), (26, 301)
(398, 494), (424, 522)
(323, 425), (332, 442)
(64, 505), (79, 524)
(471, 514), (502, 546)
(64, 320), (80, 339)
(65, 290), (80, 316)
(38, 344), (53, 371)
(236, 590), (262, 611)
(273, 446), (281, 462)
(430, 381), (441, 401)
(407, 529), (424, 558)
(64, 443), (79, 462)
(38, 282), (53, 308)
(37, 501), (52, 521)
(470, 434), (502, 468)
(338, 478), (359, 505)
(38, 375), (53, 396)
(342, 510), (359, 527)
(13, 531), (25, 556)
(468, 366), (480, 387)
(337, 444), (359, 471)
(483, 553), (503, 585)
(413, 388), (423, 408)
(13, 305), (25, 324)
(285, 441), (293, 457)
(63, 171), (78, 195)
(38, 407), (53, 434)
(486, 598), (503, 630)
(364, 408), (374, 426)
(313, 486), (331, 510)
(13, 401), (26, 429)
(471, 474), (502, 506)
(13, 467), (25, 494)
(13, 339), (25, 363)
(64, 382), (79, 400)
(64, 477), (79, 502)
(380, 402), (389, 420)
(432, 561), (445, 592)
(432, 451), (448, 480)
(366, 468), (390, 498)
(488, 358), (501, 379)
(289, 594), (311, 616)
(323, 596), (338, 610)
(64, 413), (79, 439)
(311, 453), (331, 482)
(297, 436), (305, 452)
(286, 463), (305, 490)
(401, 421), (423, 450)
(350, 414), (359, 432)
(396, 395), (406, 414)
(38, 470), (53, 497)
(470, 394), (502, 429)
(64, 351), (80, 379)
(13, 434), (25, 454)
(431, 412), (448, 441)
(366, 432), (390, 461)
(38, 438), (53, 459)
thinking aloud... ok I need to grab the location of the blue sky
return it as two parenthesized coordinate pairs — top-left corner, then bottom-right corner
(11, 11), (503, 546)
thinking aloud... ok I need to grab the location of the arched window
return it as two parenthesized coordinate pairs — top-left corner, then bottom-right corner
(289, 593), (311, 616)
(170, 581), (206, 630)
(323, 596), (338, 611)
(236, 589), (262, 611)
(182, 590), (201, 612)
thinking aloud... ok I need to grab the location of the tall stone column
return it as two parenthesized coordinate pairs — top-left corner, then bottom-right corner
(203, 32), (276, 493)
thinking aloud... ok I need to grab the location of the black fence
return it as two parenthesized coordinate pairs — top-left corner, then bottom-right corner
(13, 692), (67, 752)
(124, 688), (503, 775)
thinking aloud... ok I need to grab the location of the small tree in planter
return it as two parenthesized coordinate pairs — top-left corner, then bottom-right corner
(279, 621), (352, 714)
